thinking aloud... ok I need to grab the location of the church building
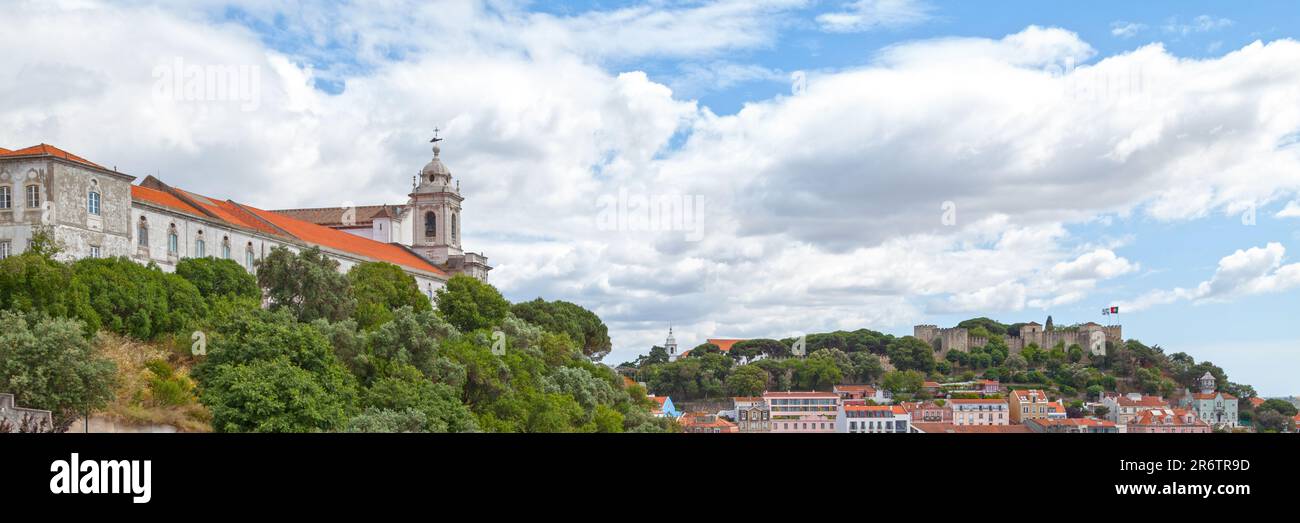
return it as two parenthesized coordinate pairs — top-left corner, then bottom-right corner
(0, 139), (490, 298)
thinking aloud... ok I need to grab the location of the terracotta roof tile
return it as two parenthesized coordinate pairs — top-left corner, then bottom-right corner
(706, 338), (744, 351)
(242, 204), (446, 276)
(131, 185), (205, 216)
(0, 144), (106, 169)
(911, 423), (1031, 434)
(270, 205), (402, 227)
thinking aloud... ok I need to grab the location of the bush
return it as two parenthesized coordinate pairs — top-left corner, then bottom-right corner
(0, 246), (100, 335)
(0, 311), (116, 430)
(72, 257), (206, 340)
(200, 357), (349, 433)
(256, 246), (355, 323)
(175, 257), (259, 302)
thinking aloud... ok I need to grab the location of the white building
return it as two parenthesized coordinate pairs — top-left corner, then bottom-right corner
(948, 398), (1009, 426)
(836, 404), (910, 433)
(0, 141), (490, 296)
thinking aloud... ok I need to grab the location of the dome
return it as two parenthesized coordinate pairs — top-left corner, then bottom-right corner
(421, 144), (451, 178)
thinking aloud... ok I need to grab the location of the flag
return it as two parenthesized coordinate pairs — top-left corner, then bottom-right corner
(1102, 308), (1109, 316)
(1110, 306), (1119, 314)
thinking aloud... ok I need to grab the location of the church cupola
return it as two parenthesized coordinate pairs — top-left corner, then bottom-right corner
(409, 130), (464, 265)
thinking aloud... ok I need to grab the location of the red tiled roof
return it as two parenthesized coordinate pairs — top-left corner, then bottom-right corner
(243, 204), (445, 276)
(707, 338), (744, 351)
(1012, 389), (1048, 401)
(845, 405), (908, 414)
(1031, 418), (1115, 428)
(1046, 402), (1065, 414)
(0, 144), (106, 170)
(649, 396), (668, 407)
(1247, 397), (1265, 408)
(679, 412), (738, 431)
(949, 398), (1007, 404)
(131, 185), (205, 216)
(1191, 392), (1236, 401)
(1131, 408), (1207, 427)
(1117, 395), (1167, 407)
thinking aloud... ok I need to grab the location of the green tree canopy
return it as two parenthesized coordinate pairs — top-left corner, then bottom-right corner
(175, 257), (260, 302)
(0, 311), (116, 431)
(510, 297), (611, 360)
(347, 261), (431, 330)
(256, 246), (355, 323)
(436, 274), (510, 334)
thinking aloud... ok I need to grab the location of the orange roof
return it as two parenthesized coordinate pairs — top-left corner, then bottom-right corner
(845, 405), (908, 414)
(242, 204), (445, 276)
(1032, 418), (1115, 428)
(0, 147), (9, 153)
(1191, 392), (1236, 401)
(649, 396), (668, 406)
(0, 143), (106, 170)
(1012, 389), (1048, 401)
(1116, 395), (1167, 407)
(131, 185), (205, 216)
(949, 398), (1007, 404)
(679, 413), (738, 431)
(1248, 397), (1265, 408)
(1046, 402), (1065, 414)
(707, 338), (744, 351)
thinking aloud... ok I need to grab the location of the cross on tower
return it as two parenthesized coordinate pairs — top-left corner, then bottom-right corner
(430, 127), (443, 144)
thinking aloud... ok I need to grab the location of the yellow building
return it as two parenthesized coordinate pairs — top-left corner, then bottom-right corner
(1009, 389), (1052, 424)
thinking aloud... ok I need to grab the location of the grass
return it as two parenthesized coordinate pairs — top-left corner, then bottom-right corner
(94, 331), (212, 432)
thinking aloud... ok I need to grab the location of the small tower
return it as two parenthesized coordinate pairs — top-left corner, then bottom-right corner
(665, 326), (678, 356)
(410, 131), (464, 265)
(1198, 372), (1216, 394)
(1045, 315), (1054, 332)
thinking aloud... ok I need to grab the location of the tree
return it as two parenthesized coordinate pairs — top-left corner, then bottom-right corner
(436, 275), (510, 334)
(1253, 409), (1294, 433)
(881, 370), (925, 395)
(0, 312), (116, 431)
(849, 352), (885, 383)
(1257, 399), (1298, 417)
(175, 257), (259, 302)
(0, 242), (100, 335)
(201, 357), (350, 432)
(358, 363), (477, 432)
(73, 257), (207, 340)
(726, 364), (770, 396)
(347, 261), (432, 330)
(256, 246), (355, 323)
(886, 336), (935, 373)
(510, 298), (612, 360)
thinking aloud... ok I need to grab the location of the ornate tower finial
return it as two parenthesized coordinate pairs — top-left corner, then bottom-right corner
(430, 127), (443, 157)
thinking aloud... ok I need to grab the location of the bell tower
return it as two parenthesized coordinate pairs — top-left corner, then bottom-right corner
(410, 130), (463, 265)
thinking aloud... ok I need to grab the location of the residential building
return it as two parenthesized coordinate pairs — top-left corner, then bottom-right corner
(837, 405), (910, 433)
(1009, 389), (1051, 424)
(901, 401), (952, 423)
(764, 391), (839, 433)
(649, 395), (680, 418)
(1182, 372), (1239, 429)
(1025, 417), (1119, 433)
(834, 384), (887, 404)
(1102, 393), (1167, 425)
(1046, 402), (1067, 419)
(1127, 408), (1211, 433)
(949, 398), (1009, 426)
(733, 397), (770, 433)
(679, 412), (739, 433)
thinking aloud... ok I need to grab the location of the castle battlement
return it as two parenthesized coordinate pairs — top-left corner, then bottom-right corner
(914, 318), (1121, 358)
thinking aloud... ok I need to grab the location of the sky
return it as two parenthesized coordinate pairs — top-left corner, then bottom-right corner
(2, 0), (1300, 395)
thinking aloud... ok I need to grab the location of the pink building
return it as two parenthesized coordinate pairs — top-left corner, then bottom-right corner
(1127, 408), (1211, 433)
(949, 398), (1009, 426)
(901, 401), (952, 423)
(764, 391), (839, 433)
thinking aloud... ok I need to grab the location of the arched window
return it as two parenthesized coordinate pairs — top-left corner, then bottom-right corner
(195, 231), (206, 257)
(425, 211), (436, 238)
(222, 236), (231, 259)
(245, 242), (255, 269)
(167, 224), (179, 254)
(451, 213), (457, 241)
(137, 217), (149, 247)
(25, 185), (40, 208)
(0, 186), (11, 209)
(88, 180), (100, 216)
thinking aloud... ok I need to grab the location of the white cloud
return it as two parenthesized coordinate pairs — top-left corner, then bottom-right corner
(1111, 21), (1146, 39)
(1120, 243), (1300, 311)
(1277, 200), (1300, 218)
(817, 0), (932, 33)
(1164, 15), (1233, 36)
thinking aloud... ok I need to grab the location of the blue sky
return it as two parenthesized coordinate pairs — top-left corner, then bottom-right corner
(3, 1), (1300, 395)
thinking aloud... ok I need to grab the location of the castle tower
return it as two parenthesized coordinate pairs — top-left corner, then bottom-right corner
(410, 135), (464, 266)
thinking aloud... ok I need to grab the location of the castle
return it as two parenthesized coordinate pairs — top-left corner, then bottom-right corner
(0, 138), (489, 296)
(914, 316), (1121, 357)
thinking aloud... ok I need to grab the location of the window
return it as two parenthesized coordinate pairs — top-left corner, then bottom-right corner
(196, 239), (205, 257)
(88, 191), (101, 215)
(0, 241), (9, 259)
(424, 212), (436, 237)
(26, 185), (40, 208)
(137, 218), (149, 247)
(168, 228), (178, 254)
(246, 243), (255, 269)
(89, 245), (101, 258)
(222, 236), (231, 259)
(0, 186), (10, 209)
(451, 213), (458, 241)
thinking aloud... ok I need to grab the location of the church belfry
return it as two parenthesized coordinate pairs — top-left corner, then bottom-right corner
(410, 130), (463, 264)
